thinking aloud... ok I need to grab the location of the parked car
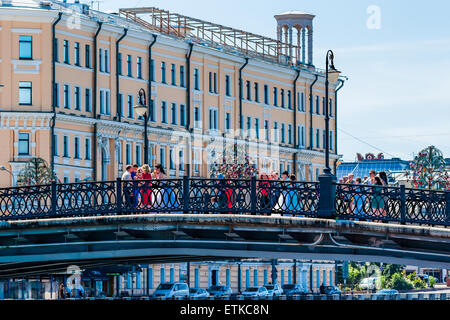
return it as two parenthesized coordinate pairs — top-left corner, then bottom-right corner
(189, 288), (210, 298)
(281, 284), (305, 296)
(241, 286), (269, 298)
(207, 285), (233, 298)
(324, 286), (341, 295)
(375, 289), (399, 296)
(359, 277), (378, 291)
(263, 284), (283, 297)
(153, 283), (189, 298)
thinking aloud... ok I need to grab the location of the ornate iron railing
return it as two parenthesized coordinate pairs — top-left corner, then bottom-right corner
(335, 183), (450, 226)
(0, 179), (448, 225)
(0, 178), (319, 220)
(335, 183), (402, 222)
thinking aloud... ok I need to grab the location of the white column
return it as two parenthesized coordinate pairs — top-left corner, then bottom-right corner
(277, 25), (282, 42)
(284, 27), (289, 55)
(288, 27), (293, 59)
(308, 27), (313, 65)
(277, 25), (282, 57)
(301, 28), (306, 64)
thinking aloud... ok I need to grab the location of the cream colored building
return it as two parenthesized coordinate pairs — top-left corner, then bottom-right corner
(116, 260), (336, 296)
(0, 1), (344, 187)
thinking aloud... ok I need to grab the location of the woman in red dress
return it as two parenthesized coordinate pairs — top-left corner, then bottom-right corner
(140, 164), (152, 208)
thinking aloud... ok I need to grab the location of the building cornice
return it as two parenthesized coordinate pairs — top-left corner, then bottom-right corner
(0, 112), (53, 128)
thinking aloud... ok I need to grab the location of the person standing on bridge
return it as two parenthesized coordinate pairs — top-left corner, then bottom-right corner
(370, 176), (385, 221)
(122, 165), (133, 181)
(346, 174), (355, 214)
(131, 164), (139, 180)
(152, 164), (174, 211)
(378, 171), (389, 217)
(353, 177), (366, 220)
(122, 165), (134, 209)
(287, 174), (302, 216)
(269, 171), (281, 213)
(275, 171), (290, 212)
(140, 164), (152, 208)
(258, 173), (271, 214)
(365, 170), (376, 185)
(131, 164), (140, 209)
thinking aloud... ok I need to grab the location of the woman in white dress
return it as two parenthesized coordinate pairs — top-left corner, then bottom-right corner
(274, 171), (290, 213)
(152, 164), (180, 212)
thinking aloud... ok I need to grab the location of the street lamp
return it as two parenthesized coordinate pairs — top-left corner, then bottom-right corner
(0, 165), (12, 176)
(323, 50), (340, 175)
(134, 88), (149, 165)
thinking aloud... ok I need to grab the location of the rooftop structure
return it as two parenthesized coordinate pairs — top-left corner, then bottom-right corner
(336, 153), (410, 181)
(119, 7), (308, 67)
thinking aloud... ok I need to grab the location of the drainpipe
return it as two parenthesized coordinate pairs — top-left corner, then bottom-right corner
(93, 22), (103, 181)
(185, 43), (193, 177)
(51, 12), (62, 176)
(235, 57), (249, 162)
(333, 79), (345, 175)
(308, 74), (318, 150)
(146, 34), (157, 165)
(116, 28), (127, 122)
(238, 57), (249, 137)
(292, 68), (301, 175)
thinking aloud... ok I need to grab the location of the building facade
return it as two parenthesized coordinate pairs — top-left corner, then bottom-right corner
(106, 260), (336, 297)
(0, 1), (344, 187)
(0, 259), (336, 299)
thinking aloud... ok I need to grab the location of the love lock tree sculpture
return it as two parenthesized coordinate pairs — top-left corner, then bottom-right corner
(406, 146), (449, 190)
(16, 157), (56, 187)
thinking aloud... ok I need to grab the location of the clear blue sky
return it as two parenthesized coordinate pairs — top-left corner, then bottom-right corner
(94, 0), (450, 161)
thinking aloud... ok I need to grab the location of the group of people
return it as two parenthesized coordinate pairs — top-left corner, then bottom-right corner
(210, 170), (308, 214)
(339, 170), (389, 188)
(338, 170), (390, 218)
(258, 171), (305, 214)
(121, 163), (177, 209)
(208, 170), (306, 215)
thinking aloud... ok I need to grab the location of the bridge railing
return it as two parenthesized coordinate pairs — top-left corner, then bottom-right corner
(0, 178), (320, 220)
(0, 184), (52, 219)
(334, 183), (450, 226)
(0, 178), (448, 225)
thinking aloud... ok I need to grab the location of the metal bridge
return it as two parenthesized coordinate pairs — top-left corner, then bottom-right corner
(1, 214), (450, 278)
(0, 178), (449, 277)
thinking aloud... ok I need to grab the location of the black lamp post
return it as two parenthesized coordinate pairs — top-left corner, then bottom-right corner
(323, 50), (340, 175)
(317, 50), (340, 219)
(134, 88), (149, 165)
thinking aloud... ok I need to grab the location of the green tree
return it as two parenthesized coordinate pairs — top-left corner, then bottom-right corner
(387, 273), (413, 291)
(428, 276), (437, 288)
(382, 264), (404, 278)
(406, 272), (425, 289)
(347, 264), (364, 289)
(16, 157), (55, 187)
